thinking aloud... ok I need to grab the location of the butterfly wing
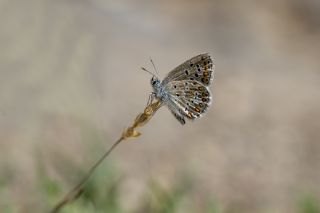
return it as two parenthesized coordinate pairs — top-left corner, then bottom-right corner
(164, 80), (212, 124)
(167, 105), (186, 125)
(161, 53), (214, 86)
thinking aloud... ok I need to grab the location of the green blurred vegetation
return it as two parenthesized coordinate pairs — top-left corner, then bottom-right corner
(1, 160), (319, 213)
(34, 161), (196, 213)
(0, 156), (219, 213)
(298, 194), (320, 213)
(43, 164), (196, 213)
(0, 119), (318, 213)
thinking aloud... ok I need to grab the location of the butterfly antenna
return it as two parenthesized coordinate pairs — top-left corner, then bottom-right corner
(149, 57), (159, 75)
(141, 67), (156, 77)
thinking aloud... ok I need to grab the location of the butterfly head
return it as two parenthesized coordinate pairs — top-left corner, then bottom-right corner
(151, 76), (161, 90)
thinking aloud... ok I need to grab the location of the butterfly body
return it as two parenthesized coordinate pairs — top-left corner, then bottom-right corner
(151, 77), (168, 102)
(150, 53), (214, 125)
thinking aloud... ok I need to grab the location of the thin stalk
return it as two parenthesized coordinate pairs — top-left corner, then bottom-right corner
(49, 99), (162, 213)
(50, 137), (124, 213)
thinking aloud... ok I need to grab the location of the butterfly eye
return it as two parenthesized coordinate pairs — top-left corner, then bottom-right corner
(151, 77), (159, 86)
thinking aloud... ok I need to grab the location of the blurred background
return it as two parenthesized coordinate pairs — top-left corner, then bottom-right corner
(0, 0), (320, 212)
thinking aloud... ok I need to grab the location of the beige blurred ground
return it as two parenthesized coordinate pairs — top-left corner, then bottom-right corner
(0, 0), (320, 212)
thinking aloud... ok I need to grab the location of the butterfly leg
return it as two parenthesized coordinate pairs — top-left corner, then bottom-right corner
(146, 92), (156, 107)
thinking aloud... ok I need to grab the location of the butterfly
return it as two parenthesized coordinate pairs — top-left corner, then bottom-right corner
(145, 53), (214, 125)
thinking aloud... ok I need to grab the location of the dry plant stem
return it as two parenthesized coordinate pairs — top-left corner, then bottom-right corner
(50, 100), (162, 213)
(50, 137), (123, 213)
